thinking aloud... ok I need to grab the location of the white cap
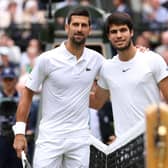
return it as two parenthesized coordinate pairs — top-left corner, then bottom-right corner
(25, 0), (37, 10)
(0, 46), (10, 56)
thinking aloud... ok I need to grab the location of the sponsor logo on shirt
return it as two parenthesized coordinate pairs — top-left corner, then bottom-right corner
(122, 68), (130, 72)
(86, 68), (91, 71)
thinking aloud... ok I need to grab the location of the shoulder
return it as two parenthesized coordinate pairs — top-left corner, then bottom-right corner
(137, 50), (167, 72)
(137, 50), (163, 62)
(40, 47), (60, 58)
(102, 55), (118, 67)
(84, 47), (105, 59)
(36, 47), (61, 62)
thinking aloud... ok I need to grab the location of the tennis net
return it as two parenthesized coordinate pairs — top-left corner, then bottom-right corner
(89, 120), (145, 168)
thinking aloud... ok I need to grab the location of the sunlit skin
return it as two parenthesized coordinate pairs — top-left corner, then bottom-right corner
(108, 24), (137, 61)
(65, 15), (91, 59)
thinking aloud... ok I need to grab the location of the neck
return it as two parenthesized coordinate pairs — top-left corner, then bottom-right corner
(4, 88), (15, 97)
(118, 44), (137, 61)
(65, 40), (84, 60)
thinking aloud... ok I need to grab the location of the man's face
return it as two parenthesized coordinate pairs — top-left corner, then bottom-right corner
(65, 15), (91, 45)
(2, 78), (16, 91)
(108, 24), (133, 51)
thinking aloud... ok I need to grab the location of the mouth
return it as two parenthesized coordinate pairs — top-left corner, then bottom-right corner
(115, 40), (126, 46)
(74, 33), (84, 37)
(115, 39), (125, 43)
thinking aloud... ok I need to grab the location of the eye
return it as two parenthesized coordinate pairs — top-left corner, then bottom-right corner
(72, 23), (79, 27)
(81, 23), (88, 28)
(110, 30), (117, 34)
(120, 28), (128, 33)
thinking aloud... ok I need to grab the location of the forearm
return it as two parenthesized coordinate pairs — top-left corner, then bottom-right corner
(16, 88), (33, 122)
(16, 98), (32, 122)
(13, 88), (34, 136)
(89, 92), (106, 110)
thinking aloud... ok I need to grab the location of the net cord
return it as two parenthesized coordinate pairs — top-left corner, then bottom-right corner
(90, 120), (145, 155)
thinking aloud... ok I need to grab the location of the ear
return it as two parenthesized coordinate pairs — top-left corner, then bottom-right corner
(65, 24), (69, 34)
(88, 26), (92, 35)
(131, 29), (134, 38)
(107, 33), (110, 41)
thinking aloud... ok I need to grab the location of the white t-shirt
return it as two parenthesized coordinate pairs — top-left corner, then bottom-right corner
(25, 42), (104, 142)
(98, 50), (168, 137)
(89, 108), (102, 140)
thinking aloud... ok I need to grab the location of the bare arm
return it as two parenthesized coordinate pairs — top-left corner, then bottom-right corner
(13, 87), (34, 158)
(159, 77), (168, 104)
(16, 87), (34, 122)
(90, 85), (110, 110)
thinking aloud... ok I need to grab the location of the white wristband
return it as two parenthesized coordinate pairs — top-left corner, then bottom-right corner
(12, 122), (26, 135)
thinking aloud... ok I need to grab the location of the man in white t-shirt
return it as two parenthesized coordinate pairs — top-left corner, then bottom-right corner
(13, 8), (104, 168)
(90, 12), (168, 138)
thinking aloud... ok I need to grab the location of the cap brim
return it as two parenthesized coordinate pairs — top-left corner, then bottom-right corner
(1, 75), (15, 79)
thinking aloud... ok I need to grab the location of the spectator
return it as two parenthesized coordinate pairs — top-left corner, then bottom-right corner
(22, 0), (46, 25)
(142, 0), (168, 30)
(155, 30), (168, 54)
(0, 67), (22, 168)
(20, 38), (42, 72)
(111, 0), (132, 15)
(56, 0), (78, 9)
(7, 0), (23, 25)
(55, 0), (79, 30)
(135, 33), (151, 49)
(0, 46), (20, 75)
(0, 33), (21, 65)
(0, 0), (23, 28)
(79, 0), (105, 30)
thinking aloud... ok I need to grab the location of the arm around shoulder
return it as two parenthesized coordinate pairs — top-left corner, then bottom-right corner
(89, 85), (110, 110)
(159, 77), (168, 104)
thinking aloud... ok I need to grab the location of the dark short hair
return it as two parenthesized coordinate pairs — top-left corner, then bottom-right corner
(105, 12), (133, 34)
(67, 7), (91, 25)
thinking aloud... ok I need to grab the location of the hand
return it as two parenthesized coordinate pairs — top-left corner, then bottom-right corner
(107, 135), (116, 144)
(136, 45), (149, 52)
(13, 134), (27, 158)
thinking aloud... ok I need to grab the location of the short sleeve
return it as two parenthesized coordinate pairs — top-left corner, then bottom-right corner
(148, 51), (168, 83)
(25, 54), (47, 92)
(97, 61), (109, 90)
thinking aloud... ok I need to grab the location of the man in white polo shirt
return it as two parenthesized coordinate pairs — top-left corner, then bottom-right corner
(13, 8), (104, 168)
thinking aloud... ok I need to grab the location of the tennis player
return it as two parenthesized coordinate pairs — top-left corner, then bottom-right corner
(90, 12), (168, 138)
(13, 8), (104, 168)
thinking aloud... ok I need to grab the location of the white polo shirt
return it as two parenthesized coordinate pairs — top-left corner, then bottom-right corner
(98, 50), (168, 137)
(25, 42), (104, 142)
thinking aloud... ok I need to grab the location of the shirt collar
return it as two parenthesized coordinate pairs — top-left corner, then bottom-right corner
(60, 41), (87, 62)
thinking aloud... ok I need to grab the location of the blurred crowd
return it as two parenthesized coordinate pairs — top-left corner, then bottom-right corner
(0, 0), (168, 166)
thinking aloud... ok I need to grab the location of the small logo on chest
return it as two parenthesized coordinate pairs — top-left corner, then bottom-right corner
(122, 68), (130, 72)
(86, 68), (91, 71)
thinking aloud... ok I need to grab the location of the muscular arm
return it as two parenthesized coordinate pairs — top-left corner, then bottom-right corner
(159, 77), (168, 104)
(90, 85), (110, 110)
(13, 87), (34, 158)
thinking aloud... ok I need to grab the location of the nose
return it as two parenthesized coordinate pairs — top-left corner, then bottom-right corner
(77, 24), (82, 32)
(116, 30), (122, 38)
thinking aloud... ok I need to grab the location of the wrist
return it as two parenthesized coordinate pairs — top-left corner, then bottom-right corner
(12, 122), (26, 135)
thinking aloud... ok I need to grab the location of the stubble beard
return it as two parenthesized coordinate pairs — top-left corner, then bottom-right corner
(115, 39), (132, 51)
(71, 36), (86, 47)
